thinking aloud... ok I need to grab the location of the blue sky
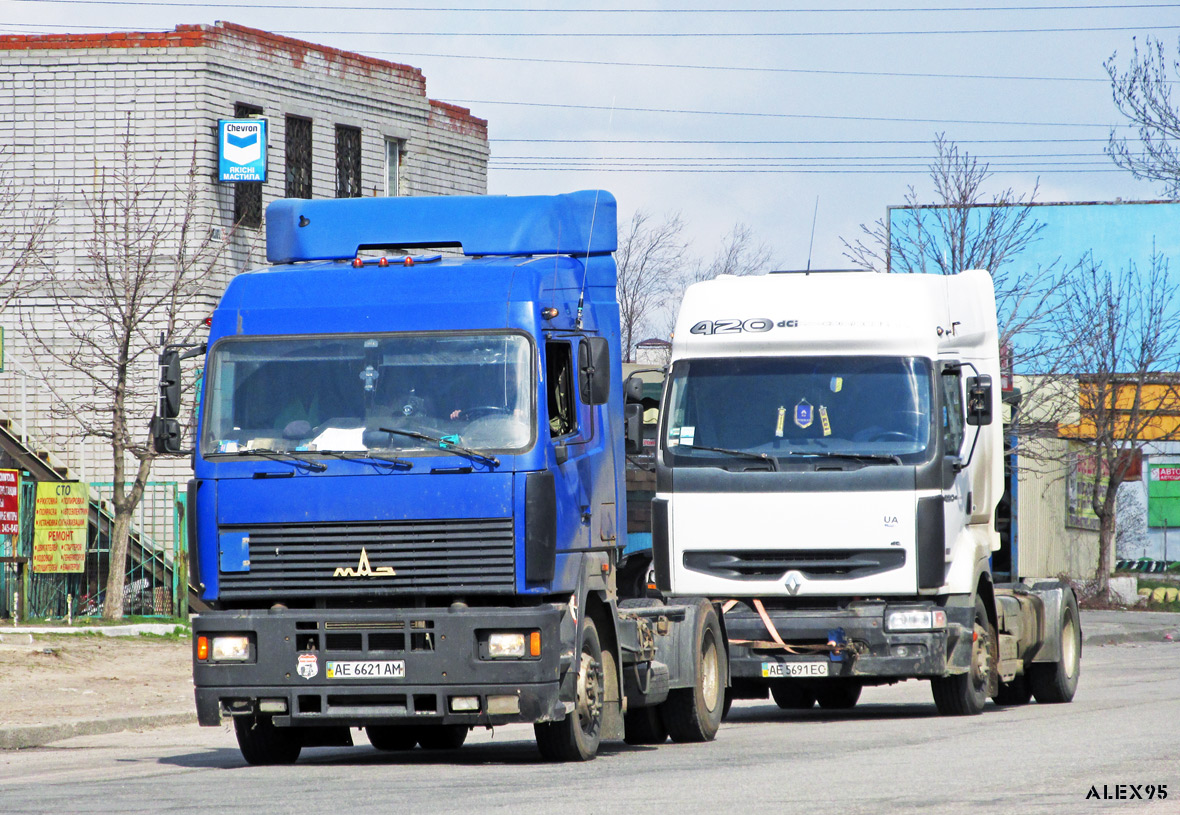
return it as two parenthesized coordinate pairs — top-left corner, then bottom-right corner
(4, 0), (1178, 271)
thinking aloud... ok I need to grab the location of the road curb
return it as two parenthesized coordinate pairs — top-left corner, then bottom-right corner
(0, 712), (196, 750)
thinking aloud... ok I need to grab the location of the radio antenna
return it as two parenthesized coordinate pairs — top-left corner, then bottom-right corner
(806, 196), (819, 272)
(575, 97), (616, 330)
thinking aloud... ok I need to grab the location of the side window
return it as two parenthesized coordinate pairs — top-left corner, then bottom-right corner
(941, 370), (965, 455)
(546, 341), (577, 438)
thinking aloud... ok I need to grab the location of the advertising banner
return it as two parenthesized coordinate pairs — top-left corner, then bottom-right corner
(1148, 464), (1180, 527)
(0, 468), (18, 536)
(32, 482), (89, 573)
(218, 118), (268, 182)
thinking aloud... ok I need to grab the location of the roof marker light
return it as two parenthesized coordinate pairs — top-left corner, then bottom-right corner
(378, 257), (389, 267)
(403, 256), (414, 267)
(352, 257), (364, 268)
(541, 307), (559, 320)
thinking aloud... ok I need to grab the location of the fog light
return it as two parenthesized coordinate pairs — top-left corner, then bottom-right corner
(258, 698), (288, 714)
(886, 608), (946, 632)
(211, 635), (250, 661)
(487, 695), (520, 715)
(450, 696), (480, 712)
(488, 632), (527, 658)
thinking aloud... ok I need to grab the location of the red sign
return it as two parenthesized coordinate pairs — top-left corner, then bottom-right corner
(0, 469), (19, 535)
(1153, 466), (1180, 482)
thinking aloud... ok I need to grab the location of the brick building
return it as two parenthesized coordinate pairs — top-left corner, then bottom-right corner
(0, 22), (489, 484)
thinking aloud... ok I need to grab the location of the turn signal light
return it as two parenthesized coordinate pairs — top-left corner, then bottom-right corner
(197, 635), (209, 661)
(529, 631), (541, 657)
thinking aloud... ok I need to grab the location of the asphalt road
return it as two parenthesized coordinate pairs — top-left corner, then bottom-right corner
(1, 640), (1177, 815)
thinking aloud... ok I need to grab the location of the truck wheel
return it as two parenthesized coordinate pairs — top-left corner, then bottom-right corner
(624, 705), (668, 745)
(535, 618), (604, 761)
(770, 682), (816, 710)
(366, 726), (418, 751)
(931, 596), (995, 716)
(417, 725), (469, 750)
(994, 675), (1033, 706)
(234, 715), (302, 765)
(721, 688), (734, 721)
(661, 601), (725, 743)
(815, 681), (861, 710)
(1029, 589), (1081, 704)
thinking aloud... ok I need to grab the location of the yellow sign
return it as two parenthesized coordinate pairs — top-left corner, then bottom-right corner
(33, 482), (89, 573)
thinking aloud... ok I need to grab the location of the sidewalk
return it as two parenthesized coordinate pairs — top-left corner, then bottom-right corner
(0, 610), (1177, 751)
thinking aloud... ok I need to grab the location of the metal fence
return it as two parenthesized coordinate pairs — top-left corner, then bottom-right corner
(0, 480), (185, 620)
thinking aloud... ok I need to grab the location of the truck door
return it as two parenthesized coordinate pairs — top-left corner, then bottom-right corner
(545, 339), (593, 573)
(940, 365), (973, 572)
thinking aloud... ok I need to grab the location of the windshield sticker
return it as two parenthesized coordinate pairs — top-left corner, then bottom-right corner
(830, 377), (843, 393)
(218, 441), (240, 454)
(775, 406), (786, 438)
(680, 426), (696, 446)
(819, 405), (832, 437)
(794, 399), (814, 429)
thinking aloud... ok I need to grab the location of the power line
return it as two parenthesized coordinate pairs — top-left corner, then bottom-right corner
(494, 152), (1107, 160)
(11, 1), (1180, 12)
(5, 21), (1179, 37)
(451, 98), (1118, 128)
(493, 138), (1113, 144)
(487, 166), (1126, 174)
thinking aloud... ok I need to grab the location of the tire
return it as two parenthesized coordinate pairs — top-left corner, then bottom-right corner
(770, 682), (816, 710)
(721, 688), (734, 721)
(815, 681), (861, 710)
(661, 601), (726, 743)
(994, 674), (1033, 706)
(416, 724), (469, 750)
(366, 726), (419, 751)
(624, 705), (668, 745)
(234, 715), (302, 765)
(931, 595), (996, 716)
(535, 617), (605, 761)
(1029, 589), (1081, 704)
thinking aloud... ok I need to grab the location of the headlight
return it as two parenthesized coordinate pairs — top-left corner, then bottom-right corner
(211, 635), (251, 661)
(886, 608), (947, 632)
(487, 632), (527, 658)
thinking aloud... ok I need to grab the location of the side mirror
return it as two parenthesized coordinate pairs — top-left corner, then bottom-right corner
(159, 349), (181, 419)
(578, 337), (611, 405)
(966, 375), (993, 426)
(151, 416), (183, 455)
(624, 403), (643, 454)
(624, 376), (644, 404)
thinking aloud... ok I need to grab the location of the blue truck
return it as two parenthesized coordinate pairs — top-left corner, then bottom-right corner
(152, 191), (725, 763)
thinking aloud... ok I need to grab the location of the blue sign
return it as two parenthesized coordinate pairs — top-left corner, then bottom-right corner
(218, 119), (267, 183)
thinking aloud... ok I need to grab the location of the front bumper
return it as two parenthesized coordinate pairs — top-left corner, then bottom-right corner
(193, 604), (567, 728)
(724, 600), (973, 680)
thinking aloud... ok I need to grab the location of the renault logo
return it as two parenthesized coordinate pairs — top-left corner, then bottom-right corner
(784, 571), (804, 596)
(333, 547), (396, 578)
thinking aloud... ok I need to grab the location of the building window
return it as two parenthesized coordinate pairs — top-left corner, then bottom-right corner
(384, 138), (400, 196)
(233, 102), (263, 228)
(336, 125), (362, 198)
(286, 116), (313, 199)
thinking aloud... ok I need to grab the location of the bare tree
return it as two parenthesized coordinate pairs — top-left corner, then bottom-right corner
(0, 151), (57, 316)
(21, 122), (231, 619)
(687, 222), (774, 285)
(842, 133), (1061, 371)
(1105, 36), (1180, 196)
(616, 209), (689, 361)
(1047, 249), (1180, 598)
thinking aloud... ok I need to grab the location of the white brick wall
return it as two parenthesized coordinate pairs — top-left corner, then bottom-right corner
(0, 23), (488, 485)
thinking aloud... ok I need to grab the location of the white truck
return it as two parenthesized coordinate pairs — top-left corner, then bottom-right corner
(645, 269), (1080, 715)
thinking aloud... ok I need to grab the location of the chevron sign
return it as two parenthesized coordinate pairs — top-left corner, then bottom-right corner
(218, 118), (268, 182)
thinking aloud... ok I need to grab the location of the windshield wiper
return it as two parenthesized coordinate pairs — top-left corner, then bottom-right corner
(236, 447), (327, 472)
(685, 443), (778, 472)
(789, 451), (903, 466)
(313, 450), (413, 471)
(378, 427), (499, 468)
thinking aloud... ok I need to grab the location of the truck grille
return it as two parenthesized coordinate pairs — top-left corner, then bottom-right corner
(219, 518), (515, 599)
(683, 549), (905, 581)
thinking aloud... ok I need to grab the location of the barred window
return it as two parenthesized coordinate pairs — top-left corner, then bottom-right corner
(233, 102), (263, 228)
(336, 125), (362, 198)
(286, 116), (313, 199)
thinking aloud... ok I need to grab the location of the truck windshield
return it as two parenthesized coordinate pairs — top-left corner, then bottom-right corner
(662, 356), (933, 467)
(201, 332), (534, 458)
